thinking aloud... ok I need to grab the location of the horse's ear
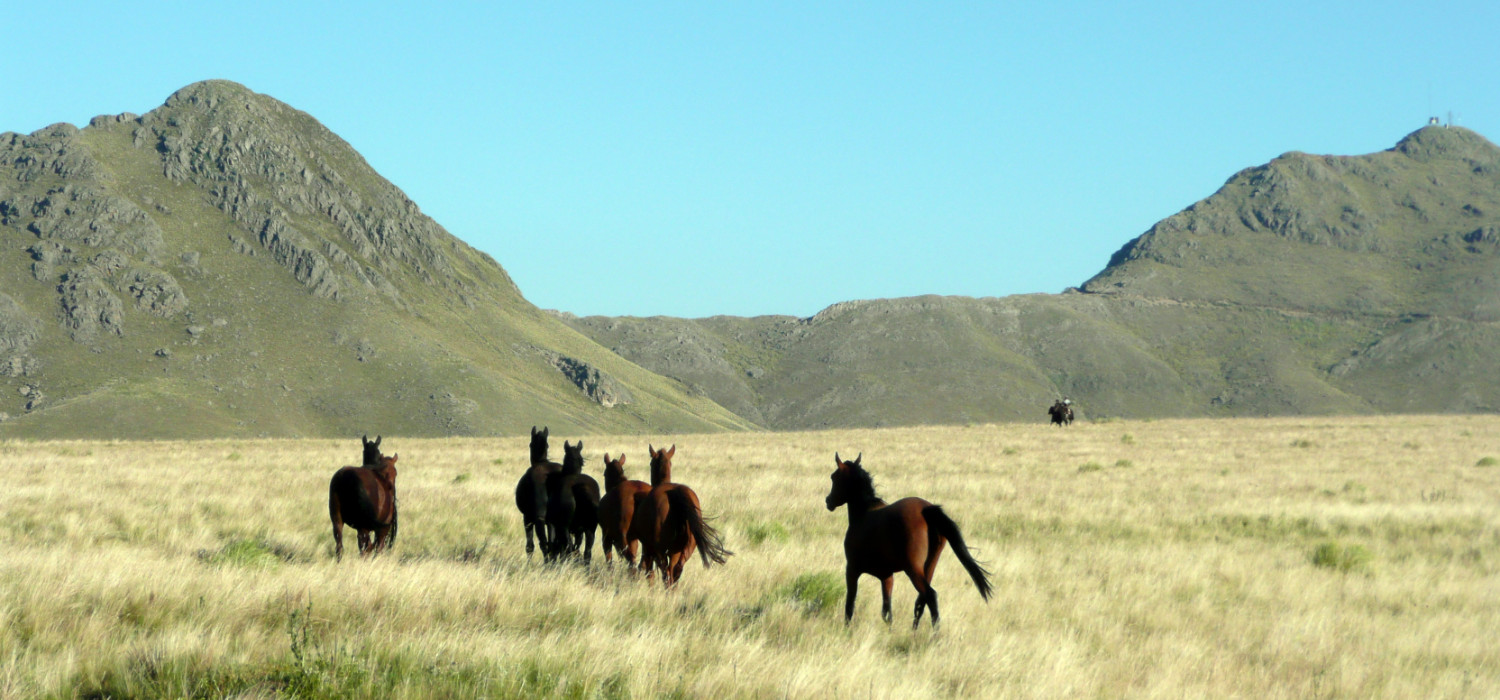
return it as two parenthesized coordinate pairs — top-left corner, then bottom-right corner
(375, 435), (381, 446)
(667, 444), (676, 458)
(854, 453), (862, 466)
(618, 453), (626, 466)
(531, 426), (537, 436)
(648, 444), (656, 458)
(834, 452), (842, 466)
(362, 434), (369, 444)
(541, 427), (549, 437)
(578, 440), (584, 451)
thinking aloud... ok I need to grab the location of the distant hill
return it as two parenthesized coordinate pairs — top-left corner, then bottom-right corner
(0, 81), (752, 438)
(562, 126), (1500, 428)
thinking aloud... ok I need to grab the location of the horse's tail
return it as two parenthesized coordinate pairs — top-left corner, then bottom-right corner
(666, 488), (733, 567)
(922, 505), (993, 601)
(388, 504), (398, 548)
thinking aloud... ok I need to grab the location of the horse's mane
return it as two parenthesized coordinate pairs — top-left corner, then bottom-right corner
(844, 461), (880, 504)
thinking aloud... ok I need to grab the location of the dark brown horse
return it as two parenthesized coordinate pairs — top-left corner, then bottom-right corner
(515, 426), (562, 557)
(598, 452), (651, 566)
(544, 440), (601, 562)
(628, 444), (732, 586)
(329, 453), (399, 561)
(825, 453), (992, 628)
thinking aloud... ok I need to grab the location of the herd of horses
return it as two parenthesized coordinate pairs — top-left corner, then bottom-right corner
(327, 425), (1005, 628)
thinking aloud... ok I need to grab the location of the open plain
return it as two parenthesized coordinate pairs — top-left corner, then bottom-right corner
(1, 415), (1497, 698)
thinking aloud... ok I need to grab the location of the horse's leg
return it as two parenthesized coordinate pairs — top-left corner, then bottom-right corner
(903, 567), (931, 629)
(844, 568), (860, 624)
(524, 520), (536, 558)
(880, 576), (894, 624)
(624, 539), (639, 567)
(583, 527), (595, 565)
(358, 530), (372, 556)
(330, 501), (345, 562)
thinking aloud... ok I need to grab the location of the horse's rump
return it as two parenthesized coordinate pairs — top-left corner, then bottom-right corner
(330, 466), (395, 530)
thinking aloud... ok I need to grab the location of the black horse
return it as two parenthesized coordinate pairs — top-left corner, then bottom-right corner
(361, 434), (383, 465)
(1048, 400), (1074, 427)
(515, 426), (561, 557)
(544, 440), (601, 562)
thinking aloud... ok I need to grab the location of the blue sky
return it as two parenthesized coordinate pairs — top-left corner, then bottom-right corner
(5, 2), (1497, 318)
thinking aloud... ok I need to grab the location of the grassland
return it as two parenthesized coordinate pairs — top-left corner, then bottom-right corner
(1, 415), (1497, 698)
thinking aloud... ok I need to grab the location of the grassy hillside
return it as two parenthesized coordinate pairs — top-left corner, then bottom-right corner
(0, 81), (752, 438)
(1, 417), (1495, 697)
(565, 127), (1500, 428)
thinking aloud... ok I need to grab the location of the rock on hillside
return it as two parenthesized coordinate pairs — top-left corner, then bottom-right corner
(0, 81), (751, 438)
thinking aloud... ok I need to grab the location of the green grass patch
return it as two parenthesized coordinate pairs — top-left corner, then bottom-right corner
(773, 571), (843, 616)
(1311, 541), (1373, 574)
(1291, 439), (1316, 448)
(1078, 462), (1104, 473)
(1476, 456), (1497, 467)
(202, 537), (289, 569)
(743, 520), (789, 546)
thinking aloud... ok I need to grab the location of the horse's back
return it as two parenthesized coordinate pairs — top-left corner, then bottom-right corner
(845, 497), (935, 576)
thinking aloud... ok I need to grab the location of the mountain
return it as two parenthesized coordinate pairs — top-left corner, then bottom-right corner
(561, 126), (1500, 428)
(0, 81), (753, 438)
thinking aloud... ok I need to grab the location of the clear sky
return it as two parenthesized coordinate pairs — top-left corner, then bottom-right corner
(4, 2), (1497, 318)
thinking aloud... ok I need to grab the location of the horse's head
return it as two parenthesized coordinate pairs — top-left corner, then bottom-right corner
(530, 426), (550, 465)
(648, 444), (675, 486)
(374, 454), (398, 486)
(562, 440), (585, 474)
(603, 453), (627, 489)
(826, 452), (868, 511)
(361, 434), (383, 466)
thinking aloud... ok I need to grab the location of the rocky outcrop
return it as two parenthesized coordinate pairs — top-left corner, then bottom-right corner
(544, 352), (633, 408)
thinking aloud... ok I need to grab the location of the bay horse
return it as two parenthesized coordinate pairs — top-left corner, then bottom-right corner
(329, 453), (399, 561)
(544, 440), (601, 562)
(825, 453), (992, 628)
(597, 452), (651, 566)
(628, 444), (732, 586)
(515, 426), (562, 557)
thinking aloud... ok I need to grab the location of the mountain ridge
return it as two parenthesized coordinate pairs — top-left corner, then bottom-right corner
(0, 80), (753, 438)
(562, 126), (1500, 427)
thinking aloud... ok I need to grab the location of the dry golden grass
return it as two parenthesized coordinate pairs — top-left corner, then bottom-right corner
(1, 415), (1497, 698)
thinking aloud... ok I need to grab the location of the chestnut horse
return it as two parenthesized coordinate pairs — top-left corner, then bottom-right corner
(515, 426), (562, 557)
(329, 453), (399, 561)
(597, 452), (651, 566)
(628, 444), (732, 586)
(825, 453), (992, 628)
(544, 440), (601, 562)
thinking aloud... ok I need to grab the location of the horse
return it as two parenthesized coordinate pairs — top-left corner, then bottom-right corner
(1048, 399), (1074, 426)
(628, 444), (732, 587)
(515, 426), (562, 557)
(361, 434), (383, 465)
(329, 453), (399, 561)
(825, 452), (992, 629)
(597, 452), (651, 566)
(543, 440), (601, 562)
